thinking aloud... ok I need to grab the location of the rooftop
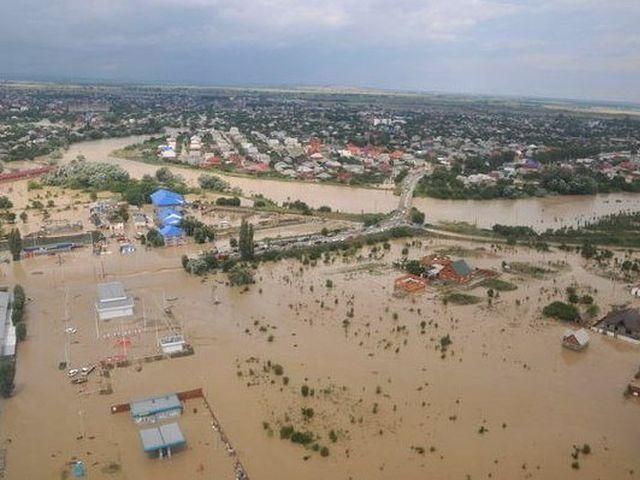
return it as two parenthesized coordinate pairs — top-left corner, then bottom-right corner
(139, 422), (186, 452)
(130, 393), (182, 418)
(97, 282), (127, 303)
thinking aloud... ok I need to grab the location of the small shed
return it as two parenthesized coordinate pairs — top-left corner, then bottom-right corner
(96, 282), (134, 321)
(631, 285), (640, 297)
(562, 328), (590, 351)
(139, 422), (186, 458)
(159, 335), (186, 354)
(130, 393), (183, 421)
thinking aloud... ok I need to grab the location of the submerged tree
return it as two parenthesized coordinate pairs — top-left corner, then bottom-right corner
(7, 228), (22, 261)
(239, 220), (255, 260)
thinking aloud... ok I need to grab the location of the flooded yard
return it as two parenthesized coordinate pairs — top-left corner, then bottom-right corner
(1, 235), (639, 479)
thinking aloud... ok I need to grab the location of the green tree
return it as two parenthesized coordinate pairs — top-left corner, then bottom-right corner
(239, 220), (255, 260)
(0, 361), (15, 398)
(228, 265), (255, 286)
(16, 322), (26, 342)
(146, 229), (165, 247)
(410, 207), (425, 225)
(7, 228), (22, 261)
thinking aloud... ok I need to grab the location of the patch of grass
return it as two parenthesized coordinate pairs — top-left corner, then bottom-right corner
(443, 292), (482, 305)
(476, 278), (518, 291)
(504, 262), (555, 278)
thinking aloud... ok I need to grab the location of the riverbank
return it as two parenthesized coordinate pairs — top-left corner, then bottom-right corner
(33, 135), (635, 228)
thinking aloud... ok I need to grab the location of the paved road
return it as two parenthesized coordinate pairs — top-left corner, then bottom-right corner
(246, 166), (427, 255)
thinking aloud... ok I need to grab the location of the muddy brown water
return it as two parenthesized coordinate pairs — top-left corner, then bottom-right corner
(1, 235), (640, 479)
(52, 136), (640, 230)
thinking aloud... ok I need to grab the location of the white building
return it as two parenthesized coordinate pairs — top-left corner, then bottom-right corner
(0, 291), (16, 358)
(160, 335), (186, 354)
(96, 282), (134, 321)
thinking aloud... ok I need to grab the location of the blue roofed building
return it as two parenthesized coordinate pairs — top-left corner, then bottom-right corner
(157, 207), (183, 227)
(130, 393), (183, 421)
(158, 225), (185, 244)
(150, 188), (185, 208)
(139, 422), (186, 458)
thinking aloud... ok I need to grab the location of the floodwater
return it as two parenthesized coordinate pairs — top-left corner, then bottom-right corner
(1, 233), (640, 479)
(56, 136), (640, 230)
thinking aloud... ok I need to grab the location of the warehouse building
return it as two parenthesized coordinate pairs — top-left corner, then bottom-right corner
(130, 393), (183, 422)
(95, 282), (134, 321)
(139, 422), (186, 458)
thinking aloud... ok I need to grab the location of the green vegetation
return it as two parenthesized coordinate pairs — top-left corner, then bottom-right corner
(410, 207), (425, 225)
(8, 228), (22, 261)
(443, 293), (481, 305)
(180, 217), (215, 243)
(215, 196), (241, 206)
(0, 360), (15, 398)
(145, 228), (165, 247)
(228, 264), (255, 286)
(542, 301), (579, 322)
(239, 220), (255, 260)
(476, 278), (517, 291)
(198, 174), (229, 192)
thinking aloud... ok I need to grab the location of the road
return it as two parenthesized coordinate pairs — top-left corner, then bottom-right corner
(246, 166), (427, 255)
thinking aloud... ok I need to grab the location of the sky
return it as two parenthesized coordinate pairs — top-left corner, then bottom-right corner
(1, 0), (639, 103)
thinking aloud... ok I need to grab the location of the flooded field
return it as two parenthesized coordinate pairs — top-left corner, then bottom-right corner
(1, 234), (640, 479)
(55, 136), (640, 230)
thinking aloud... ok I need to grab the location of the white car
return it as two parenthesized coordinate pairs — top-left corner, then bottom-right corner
(67, 368), (79, 377)
(65, 327), (77, 334)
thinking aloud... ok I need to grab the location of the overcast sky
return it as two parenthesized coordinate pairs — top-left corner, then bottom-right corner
(2, 0), (639, 102)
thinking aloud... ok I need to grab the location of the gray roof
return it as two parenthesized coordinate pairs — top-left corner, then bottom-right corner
(139, 422), (186, 452)
(97, 282), (127, 302)
(563, 328), (590, 346)
(451, 259), (472, 277)
(597, 308), (640, 338)
(130, 393), (182, 418)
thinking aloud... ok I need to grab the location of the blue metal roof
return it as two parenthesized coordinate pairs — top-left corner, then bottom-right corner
(150, 188), (185, 207)
(157, 207), (183, 226)
(139, 422), (186, 452)
(130, 393), (182, 418)
(159, 225), (185, 238)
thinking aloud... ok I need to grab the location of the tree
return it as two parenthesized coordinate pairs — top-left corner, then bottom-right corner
(405, 260), (424, 276)
(19, 211), (27, 223)
(7, 228), (22, 261)
(198, 174), (229, 191)
(581, 241), (597, 259)
(542, 301), (579, 321)
(239, 220), (254, 260)
(228, 265), (255, 286)
(0, 361), (15, 398)
(0, 196), (13, 209)
(146, 229), (165, 247)
(410, 207), (425, 225)
(16, 322), (26, 342)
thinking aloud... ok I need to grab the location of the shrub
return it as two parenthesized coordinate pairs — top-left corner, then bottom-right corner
(320, 446), (330, 457)
(542, 301), (579, 321)
(16, 322), (26, 342)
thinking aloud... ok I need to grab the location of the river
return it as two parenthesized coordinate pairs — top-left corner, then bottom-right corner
(57, 135), (640, 231)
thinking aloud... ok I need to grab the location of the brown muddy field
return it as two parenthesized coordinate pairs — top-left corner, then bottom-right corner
(1, 232), (640, 480)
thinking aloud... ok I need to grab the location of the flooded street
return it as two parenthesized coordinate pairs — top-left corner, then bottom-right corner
(1, 235), (640, 479)
(57, 136), (640, 229)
